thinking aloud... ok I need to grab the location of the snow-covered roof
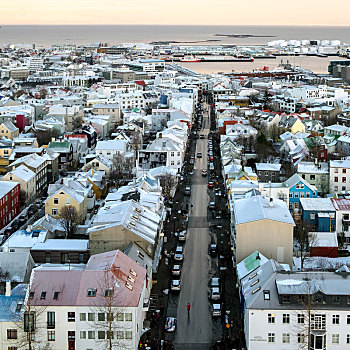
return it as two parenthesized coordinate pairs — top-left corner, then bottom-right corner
(31, 239), (89, 251)
(256, 163), (281, 172)
(299, 198), (335, 211)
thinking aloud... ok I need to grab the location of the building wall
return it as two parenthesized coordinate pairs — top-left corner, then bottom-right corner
(89, 225), (154, 257)
(299, 172), (329, 194)
(330, 166), (350, 193)
(246, 308), (350, 350)
(0, 183), (20, 229)
(288, 183), (317, 212)
(1, 172), (36, 201)
(30, 250), (90, 264)
(235, 219), (293, 267)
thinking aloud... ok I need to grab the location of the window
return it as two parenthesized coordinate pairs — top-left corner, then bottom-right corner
(263, 290), (270, 300)
(282, 295), (291, 303)
(125, 313), (132, 321)
(88, 331), (95, 339)
(289, 193), (293, 198)
(47, 312), (55, 329)
(310, 212), (316, 220)
(66, 197), (71, 205)
(333, 296), (340, 304)
(7, 329), (17, 339)
(268, 333), (275, 343)
(41, 292), (46, 299)
(332, 314), (340, 325)
(117, 313), (124, 321)
(298, 333), (305, 343)
(298, 314), (305, 324)
(125, 331), (132, 340)
(343, 177), (347, 183)
(98, 331), (105, 339)
(282, 333), (290, 343)
(68, 312), (75, 322)
(268, 313), (275, 324)
(107, 331), (114, 340)
(98, 313), (105, 321)
(24, 312), (35, 332)
(343, 168), (347, 173)
(283, 314), (290, 324)
(117, 331), (124, 339)
(80, 331), (86, 339)
(88, 313), (95, 322)
(300, 192), (305, 198)
(53, 292), (59, 300)
(332, 334), (339, 344)
(8, 347), (17, 350)
(311, 314), (326, 330)
(68, 331), (75, 341)
(294, 192), (299, 198)
(310, 175), (315, 180)
(79, 313), (86, 321)
(53, 197), (58, 204)
(170, 152), (174, 157)
(107, 312), (114, 322)
(47, 331), (55, 341)
(87, 289), (97, 297)
(51, 209), (58, 216)
(306, 192), (311, 198)
(335, 177), (339, 182)
(105, 288), (113, 297)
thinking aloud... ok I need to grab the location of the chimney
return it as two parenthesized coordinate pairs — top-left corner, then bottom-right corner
(256, 253), (261, 260)
(5, 280), (11, 297)
(51, 137), (55, 142)
(26, 225), (32, 233)
(269, 197), (274, 207)
(159, 133), (162, 139)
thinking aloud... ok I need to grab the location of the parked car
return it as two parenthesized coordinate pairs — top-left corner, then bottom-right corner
(208, 181), (214, 189)
(171, 279), (181, 291)
(4, 227), (13, 236)
(197, 152), (202, 158)
(178, 231), (186, 242)
(184, 186), (191, 196)
(209, 287), (221, 301)
(200, 134), (205, 139)
(210, 277), (220, 288)
(165, 317), (177, 332)
(202, 169), (207, 176)
(209, 201), (216, 209)
(212, 303), (222, 317)
(18, 215), (27, 225)
(174, 246), (184, 261)
(60, 170), (68, 177)
(12, 219), (21, 230)
(172, 265), (182, 276)
(210, 244), (217, 256)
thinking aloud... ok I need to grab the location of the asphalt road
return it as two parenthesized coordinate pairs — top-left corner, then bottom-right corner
(173, 105), (216, 349)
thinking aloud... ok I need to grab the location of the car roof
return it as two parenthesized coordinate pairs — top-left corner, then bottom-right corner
(211, 287), (220, 293)
(213, 304), (221, 309)
(173, 265), (180, 269)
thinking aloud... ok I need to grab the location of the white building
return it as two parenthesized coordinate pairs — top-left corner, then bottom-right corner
(95, 139), (129, 160)
(240, 258), (350, 350)
(329, 159), (350, 193)
(29, 250), (148, 350)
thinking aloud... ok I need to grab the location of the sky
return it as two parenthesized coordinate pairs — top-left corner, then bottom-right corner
(1, 0), (350, 26)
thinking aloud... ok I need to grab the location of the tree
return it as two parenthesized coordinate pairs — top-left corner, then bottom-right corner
(72, 115), (83, 130)
(109, 154), (134, 189)
(130, 129), (142, 160)
(159, 173), (178, 203)
(294, 222), (318, 270)
(58, 205), (81, 238)
(90, 269), (132, 350)
(33, 128), (60, 147)
(13, 282), (51, 350)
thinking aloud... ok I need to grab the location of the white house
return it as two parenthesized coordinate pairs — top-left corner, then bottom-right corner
(329, 159), (350, 193)
(95, 139), (129, 160)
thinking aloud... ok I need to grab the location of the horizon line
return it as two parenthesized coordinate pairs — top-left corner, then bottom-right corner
(1, 24), (350, 27)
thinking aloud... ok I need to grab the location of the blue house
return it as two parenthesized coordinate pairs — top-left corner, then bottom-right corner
(285, 173), (318, 213)
(299, 198), (336, 232)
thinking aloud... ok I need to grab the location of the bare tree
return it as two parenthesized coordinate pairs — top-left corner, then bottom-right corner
(72, 115), (83, 130)
(33, 128), (60, 147)
(89, 270), (132, 350)
(294, 222), (318, 270)
(109, 154), (133, 189)
(13, 282), (51, 350)
(159, 173), (178, 202)
(130, 128), (142, 155)
(58, 205), (81, 238)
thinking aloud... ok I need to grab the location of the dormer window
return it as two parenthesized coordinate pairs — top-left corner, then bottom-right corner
(41, 292), (47, 300)
(87, 288), (97, 297)
(130, 269), (137, 277)
(104, 288), (113, 297)
(126, 282), (133, 291)
(29, 292), (34, 299)
(53, 292), (59, 300)
(128, 276), (135, 284)
(264, 290), (270, 300)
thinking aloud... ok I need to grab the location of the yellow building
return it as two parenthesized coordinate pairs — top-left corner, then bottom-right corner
(0, 121), (19, 140)
(45, 186), (87, 223)
(290, 119), (306, 134)
(0, 146), (12, 174)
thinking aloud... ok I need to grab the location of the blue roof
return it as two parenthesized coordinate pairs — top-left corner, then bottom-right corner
(0, 284), (27, 321)
(139, 59), (164, 63)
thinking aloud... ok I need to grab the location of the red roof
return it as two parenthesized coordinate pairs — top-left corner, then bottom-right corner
(331, 198), (350, 211)
(31, 250), (147, 307)
(135, 80), (146, 86)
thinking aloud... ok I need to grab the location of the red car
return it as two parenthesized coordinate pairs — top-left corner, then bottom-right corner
(208, 181), (214, 189)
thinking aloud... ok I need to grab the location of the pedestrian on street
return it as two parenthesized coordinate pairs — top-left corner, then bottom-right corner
(186, 302), (191, 317)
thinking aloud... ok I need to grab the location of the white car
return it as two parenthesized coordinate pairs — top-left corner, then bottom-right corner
(171, 279), (181, 291)
(174, 246), (184, 261)
(210, 287), (221, 301)
(178, 231), (186, 241)
(172, 265), (182, 276)
(212, 303), (221, 317)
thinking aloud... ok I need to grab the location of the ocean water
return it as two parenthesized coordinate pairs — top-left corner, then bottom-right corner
(0, 25), (348, 74)
(0, 25), (350, 47)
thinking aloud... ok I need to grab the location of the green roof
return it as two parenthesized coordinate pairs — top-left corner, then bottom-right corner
(48, 141), (71, 148)
(244, 251), (263, 272)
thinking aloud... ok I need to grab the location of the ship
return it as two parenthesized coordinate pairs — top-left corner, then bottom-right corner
(180, 55), (201, 62)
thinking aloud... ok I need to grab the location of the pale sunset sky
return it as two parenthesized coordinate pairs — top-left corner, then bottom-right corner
(1, 0), (349, 25)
